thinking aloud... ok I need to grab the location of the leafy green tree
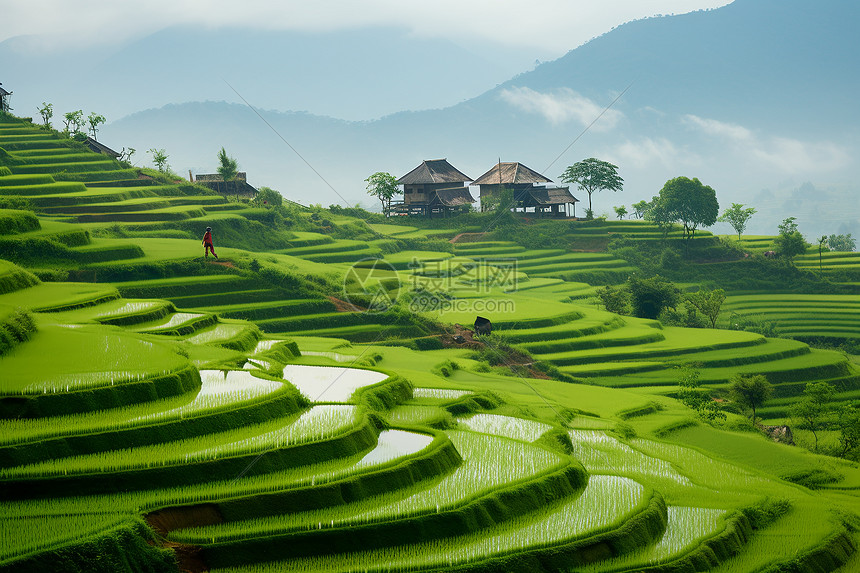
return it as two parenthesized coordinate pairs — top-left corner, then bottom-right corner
(685, 287), (726, 329)
(658, 176), (719, 250)
(778, 217), (799, 235)
(560, 158), (623, 220)
(627, 275), (680, 319)
(836, 405), (860, 459)
(119, 147), (135, 164)
(38, 102), (53, 127)
(729, 374), (773, 424)
(792, 381), (836, 452)
(644, 196), (674, 240)
(62, 110), (84, 134)
(773, 217), (808, 260)
(86, 112), (106, 140)
(614, 205), (628, 219)
(596, 285), (630, 315)
(364, 171), (399, 216)
(255, 186), (283, 208)
(147, 148), (169, 173)
(632, 200), (650, 219)
(678, 367), (725, 421)
(217, 147), (239, 191)
(827, 233), (855, 252)
(718, 203), (756, 241)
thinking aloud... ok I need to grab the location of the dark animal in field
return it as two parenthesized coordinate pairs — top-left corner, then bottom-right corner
(763, 250), (776, 258)
(474, 316), (492, 336)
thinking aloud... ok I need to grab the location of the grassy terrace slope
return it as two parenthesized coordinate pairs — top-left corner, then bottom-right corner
(1, 114), (859, 571)
(1, 264), (857, 572)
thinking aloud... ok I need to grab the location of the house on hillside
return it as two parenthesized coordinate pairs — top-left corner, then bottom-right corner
(472, 161), (578, 217)
(83, 137), (121, 159)
(0, 83), (12, 113)
(393, 159), (475, 217)
(193, 172), (258, 198)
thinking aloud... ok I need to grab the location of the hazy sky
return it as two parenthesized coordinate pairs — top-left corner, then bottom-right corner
(1, 0), (733, 55)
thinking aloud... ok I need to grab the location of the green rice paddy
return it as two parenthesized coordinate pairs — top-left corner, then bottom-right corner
(0, 113), (858, 572)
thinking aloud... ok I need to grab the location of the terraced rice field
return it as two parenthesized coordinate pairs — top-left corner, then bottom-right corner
(723, 293), (860, 341)
(1, 114), (859, 572)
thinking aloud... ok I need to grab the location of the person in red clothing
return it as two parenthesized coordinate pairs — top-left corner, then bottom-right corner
(202, 226), (218, 259)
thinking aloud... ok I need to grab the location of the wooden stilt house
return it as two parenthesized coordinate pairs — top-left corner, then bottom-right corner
(472, 162), (578, 217)
(393, 159), (475, 217)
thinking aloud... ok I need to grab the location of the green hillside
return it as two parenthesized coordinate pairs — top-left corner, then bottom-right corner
(1, 113), (859, 572)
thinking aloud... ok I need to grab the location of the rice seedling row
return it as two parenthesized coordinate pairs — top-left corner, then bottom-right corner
(210, 475), (652, 572)
(0, 405), (361, 479)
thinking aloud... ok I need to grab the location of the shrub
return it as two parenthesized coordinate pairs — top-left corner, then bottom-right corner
(627, 274), (680, 319)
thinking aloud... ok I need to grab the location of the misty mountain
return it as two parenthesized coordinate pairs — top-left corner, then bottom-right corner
(42, 0), (860, 238)
(1, 26), (538, 121)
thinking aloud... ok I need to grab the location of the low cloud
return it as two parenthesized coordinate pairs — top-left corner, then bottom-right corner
(608, 137), (699, 170)
(499, 87), (623, 130)
(683, 114), (851, 174)
(682, 115), (752, 141)
(0, 1), (734, 53)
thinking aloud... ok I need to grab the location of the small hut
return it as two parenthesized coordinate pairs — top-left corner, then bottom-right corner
(393, 159), (474, 217)
(193, 172), (258, 198)
(83, 137), (121, 159)
(519, 186), (579, 218)
(472, 162), (577, 217)
(0, 83), (12, 113)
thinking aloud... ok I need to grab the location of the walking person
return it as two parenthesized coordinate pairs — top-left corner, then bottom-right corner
(202, 226), (218, 259)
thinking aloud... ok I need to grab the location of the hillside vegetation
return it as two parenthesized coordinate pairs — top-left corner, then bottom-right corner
(1, 114), (859, 572)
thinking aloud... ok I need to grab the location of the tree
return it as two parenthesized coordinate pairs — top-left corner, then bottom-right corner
(614, 205), (628, 219)
(38, 102), (53, 127)
(364, 171), (399, 216)
(817, 235), (828, 272)
(627, 275), (680, 319)
(631, 200), (650, 220)
(644, 196), (674, 240)
(217, 147), (239, 197)
(596, 285), (630, 315)
(773, 216), (808, 260)
(255, 186), (283, 208)
(560, 158), (623, 220)
(62, 110), (84, 135)
(718, 203), (756, 241)
(827, 233), (856, 252)
(86, 112), (106, 140)
(778, 217), (799, 235)
(678, 367), (725, 421)
(685, 287), (726, 329)
(792, 381), (836, 452)
(729, 374), (773, 424)
(835, 405), (860, 459)
(658, 176), (719, 250)
(147, 148), (169, 173)
(119, 147), (135, 164)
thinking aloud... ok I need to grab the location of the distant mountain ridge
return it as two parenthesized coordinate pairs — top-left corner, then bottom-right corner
(75, 0), (860, 238)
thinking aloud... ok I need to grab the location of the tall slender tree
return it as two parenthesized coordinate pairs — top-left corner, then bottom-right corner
(718, 203), (756, 241)
(560, 158), (623, 219)
(364, 172), (399, 216)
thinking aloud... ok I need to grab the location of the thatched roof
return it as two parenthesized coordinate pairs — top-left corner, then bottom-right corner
(84, 137), (120, 159)
(472, 162), (552, 185)
(397, 159), (471, 185)
(195, 172), (248, 182)
(434, 187), (475, 206)
(526, 186), (579, 205)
